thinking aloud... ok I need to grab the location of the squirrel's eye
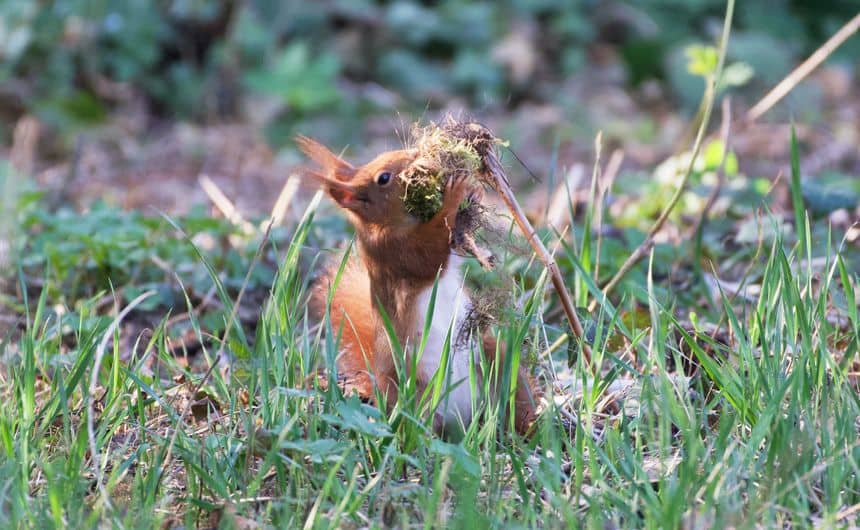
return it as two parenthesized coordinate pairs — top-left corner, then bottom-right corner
(376, 171), (392, 186)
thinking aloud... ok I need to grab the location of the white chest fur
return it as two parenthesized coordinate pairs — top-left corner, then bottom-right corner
(413, 256), (475, 429)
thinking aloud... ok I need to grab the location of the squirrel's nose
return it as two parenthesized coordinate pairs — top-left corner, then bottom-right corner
(310, 173), (368, 212)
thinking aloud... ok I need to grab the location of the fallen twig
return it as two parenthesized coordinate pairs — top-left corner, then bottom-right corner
(746, 11), (860, 123)
(689, 97), (733, 309)
(88, 290), (157, 514)
(199, 174), (256, 235)
(596, 0), (735, 304)
(689, 97), (733, 244)
(268, 174), (301, 228)
(481, 148), (593, 366)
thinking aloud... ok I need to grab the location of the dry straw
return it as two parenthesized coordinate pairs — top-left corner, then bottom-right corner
(403, 115), (592, 365)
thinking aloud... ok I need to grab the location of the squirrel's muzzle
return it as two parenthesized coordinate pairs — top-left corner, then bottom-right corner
(307, 171), (369, 211)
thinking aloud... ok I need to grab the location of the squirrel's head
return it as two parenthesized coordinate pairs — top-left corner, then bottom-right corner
(297, 136), (420, 232)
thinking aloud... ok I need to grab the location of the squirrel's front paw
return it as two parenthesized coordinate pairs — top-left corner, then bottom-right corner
(464, 188), (483, 208)
(441, 175), (477, 215)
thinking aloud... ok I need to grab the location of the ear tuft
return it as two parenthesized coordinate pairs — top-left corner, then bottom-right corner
(296, 136), (355, 181)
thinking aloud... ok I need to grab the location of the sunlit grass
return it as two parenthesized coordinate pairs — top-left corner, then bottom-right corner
(2, 168), (858, 527)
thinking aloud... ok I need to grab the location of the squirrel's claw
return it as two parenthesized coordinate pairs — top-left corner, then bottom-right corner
(440, 175), (476, 217)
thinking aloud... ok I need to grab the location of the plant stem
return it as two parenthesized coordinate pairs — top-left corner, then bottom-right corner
(482, 150), (593, 367)
(593, 0), (735, 307)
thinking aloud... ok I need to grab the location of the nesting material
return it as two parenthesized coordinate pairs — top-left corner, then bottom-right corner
(400, 116), (505, 269)
(402, 116), (592, 364)
(401, 127), (477, 221)
(401, 117), (503, 220)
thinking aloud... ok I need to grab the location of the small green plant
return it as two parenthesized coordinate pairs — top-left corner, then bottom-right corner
(8, 198), (276, 326)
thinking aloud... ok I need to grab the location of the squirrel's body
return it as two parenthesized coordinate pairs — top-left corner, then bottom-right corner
(300, 136), (538, 434)
(411, 255), (474, 428)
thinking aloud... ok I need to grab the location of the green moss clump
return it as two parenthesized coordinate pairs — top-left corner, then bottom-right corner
(400, 122), (483, 222)
(402, 170), (444, 222)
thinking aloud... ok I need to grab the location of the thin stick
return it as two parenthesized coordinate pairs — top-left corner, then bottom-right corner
(199, 174), (256, 234)
(482, 151), (593, 366)
(88, 290), (157, 513)
(746, 12), (860, 123)
(597, 0), (735, 303)
(156, 218), (276, 491)
(690, 97), (733, 311)
(268, 174), (301, 228)
(689, 97), (733, 243)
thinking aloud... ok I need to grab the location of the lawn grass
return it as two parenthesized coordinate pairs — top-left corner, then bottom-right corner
(2, 9), (859, 518)
(1, 135), (858, 529)
(2, 0), (860, 527)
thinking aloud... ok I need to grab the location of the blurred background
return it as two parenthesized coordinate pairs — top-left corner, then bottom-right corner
(3, 4), (860, 525)
(1, 0), (858, 216)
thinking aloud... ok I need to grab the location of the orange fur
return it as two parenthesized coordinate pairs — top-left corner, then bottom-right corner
(309, 257), (377, 398)
(301, 135), (541, 435)
(482, 334), (542, 434)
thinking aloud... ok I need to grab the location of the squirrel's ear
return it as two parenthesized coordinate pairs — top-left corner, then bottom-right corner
(296, 135), (355, 181)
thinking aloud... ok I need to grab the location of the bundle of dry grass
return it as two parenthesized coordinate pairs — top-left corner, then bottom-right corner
(402, 115), (592, 364)
(400, 116), (504, 268)
(401, 119), (483, 220)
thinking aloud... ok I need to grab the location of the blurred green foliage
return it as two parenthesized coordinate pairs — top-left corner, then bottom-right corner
(12, 190), (276, 315)
(1, 0), (856, 145)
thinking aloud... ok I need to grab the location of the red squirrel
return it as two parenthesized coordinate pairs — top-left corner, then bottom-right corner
(298, 136), (540, 435)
